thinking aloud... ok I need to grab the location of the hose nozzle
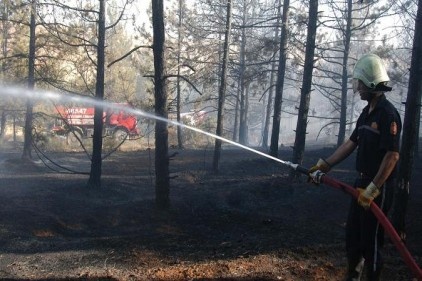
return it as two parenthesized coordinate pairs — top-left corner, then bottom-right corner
(310, 170), (325, 184)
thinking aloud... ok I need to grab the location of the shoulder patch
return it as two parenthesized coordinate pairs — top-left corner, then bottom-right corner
(390, 122), (398, 135)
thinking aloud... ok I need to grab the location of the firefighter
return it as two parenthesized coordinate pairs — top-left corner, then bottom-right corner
(308, 53), (402, 281)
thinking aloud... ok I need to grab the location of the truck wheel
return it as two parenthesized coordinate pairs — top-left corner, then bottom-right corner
(114, 129), (128, 142)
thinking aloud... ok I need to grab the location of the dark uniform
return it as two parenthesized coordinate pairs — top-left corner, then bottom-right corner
(347, 94), (402, 280)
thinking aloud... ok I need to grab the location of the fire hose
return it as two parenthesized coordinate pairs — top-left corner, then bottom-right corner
(291, 164), (422, 280)
(158, 114), (422, 279)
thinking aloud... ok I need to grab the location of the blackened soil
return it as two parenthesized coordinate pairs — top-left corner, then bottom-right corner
(0, 144), (420, 280)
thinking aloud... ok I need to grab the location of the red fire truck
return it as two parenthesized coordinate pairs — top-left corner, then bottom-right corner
(52, 104), (140, 142)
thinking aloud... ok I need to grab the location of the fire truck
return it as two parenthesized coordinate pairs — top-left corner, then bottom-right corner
(52, 104), (140, 142)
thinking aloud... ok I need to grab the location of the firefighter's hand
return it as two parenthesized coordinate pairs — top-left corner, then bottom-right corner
(357, 182), (380, 209)
(308, 158), (331, 185)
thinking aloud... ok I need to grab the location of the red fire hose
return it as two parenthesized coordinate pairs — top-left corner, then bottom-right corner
(317, 172), (422, 280)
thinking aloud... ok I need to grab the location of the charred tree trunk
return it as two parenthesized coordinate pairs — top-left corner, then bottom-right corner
(414, 83), (421, 158)
(392, 0), (422, 241)
(87, 0), (106, 189)
(337, 0), (352, 147)
(269, 0), (290, 157)
(13, 113), (16, 142)
(152, 0), (170, 209)
(241, 84), (250, 146)
(291, 0), (319, 175)
(1, 2), (8, 76)
(238, 4), (248, 145)
(176, 0), (184, 149)
(262, 0), (281, 149)
(213, 0), (232, 172)
(1, 3), (9, 140)
(414, 89), (421, 158)
(0, 110), (5, 138)
(232, 81), (240, 142)
(22, 0), (36, 160)
(238, 82), (250, 145)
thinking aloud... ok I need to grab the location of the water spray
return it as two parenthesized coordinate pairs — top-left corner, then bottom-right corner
(2, 87), (421, 280)
(5, 87), (305, 170)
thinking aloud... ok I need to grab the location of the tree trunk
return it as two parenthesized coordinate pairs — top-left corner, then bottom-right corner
(291, 0), (319, 173)
(0, 111), (5, 139)
(13, 113), (16, 142)
(238, 77), (247, 145)
(269, 0), (290, 157)
(337, 0), (352, 147)
(244, 84), (249, 144)
(213, 0), (232, 172)
(261, 86), (269, 147)
(238, 3), (248, 145)
(232, 81), (240, 142)
(1, 2), (9, 140)
(176, 0), (184, 149)
(414, 83), (421, 158)
(87, 0), (106, 189)
(152, 0), (170, 209)
(392, 0), (422, 241)
(262, 0), (281, 149)
(22, 0), (36, 160)
(239, 83), (250, 145)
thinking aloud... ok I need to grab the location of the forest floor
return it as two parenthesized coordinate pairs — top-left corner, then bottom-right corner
(0, 140), (421, 281)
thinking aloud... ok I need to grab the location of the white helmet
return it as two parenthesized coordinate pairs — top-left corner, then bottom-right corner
(353, 54), (391, 91)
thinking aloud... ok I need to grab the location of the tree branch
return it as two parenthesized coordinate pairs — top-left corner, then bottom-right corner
(164, 74), (203, 95)
(107, 45), (152, 68)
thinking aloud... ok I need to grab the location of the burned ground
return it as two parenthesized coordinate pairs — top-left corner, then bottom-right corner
(0, 143), (421, 280)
